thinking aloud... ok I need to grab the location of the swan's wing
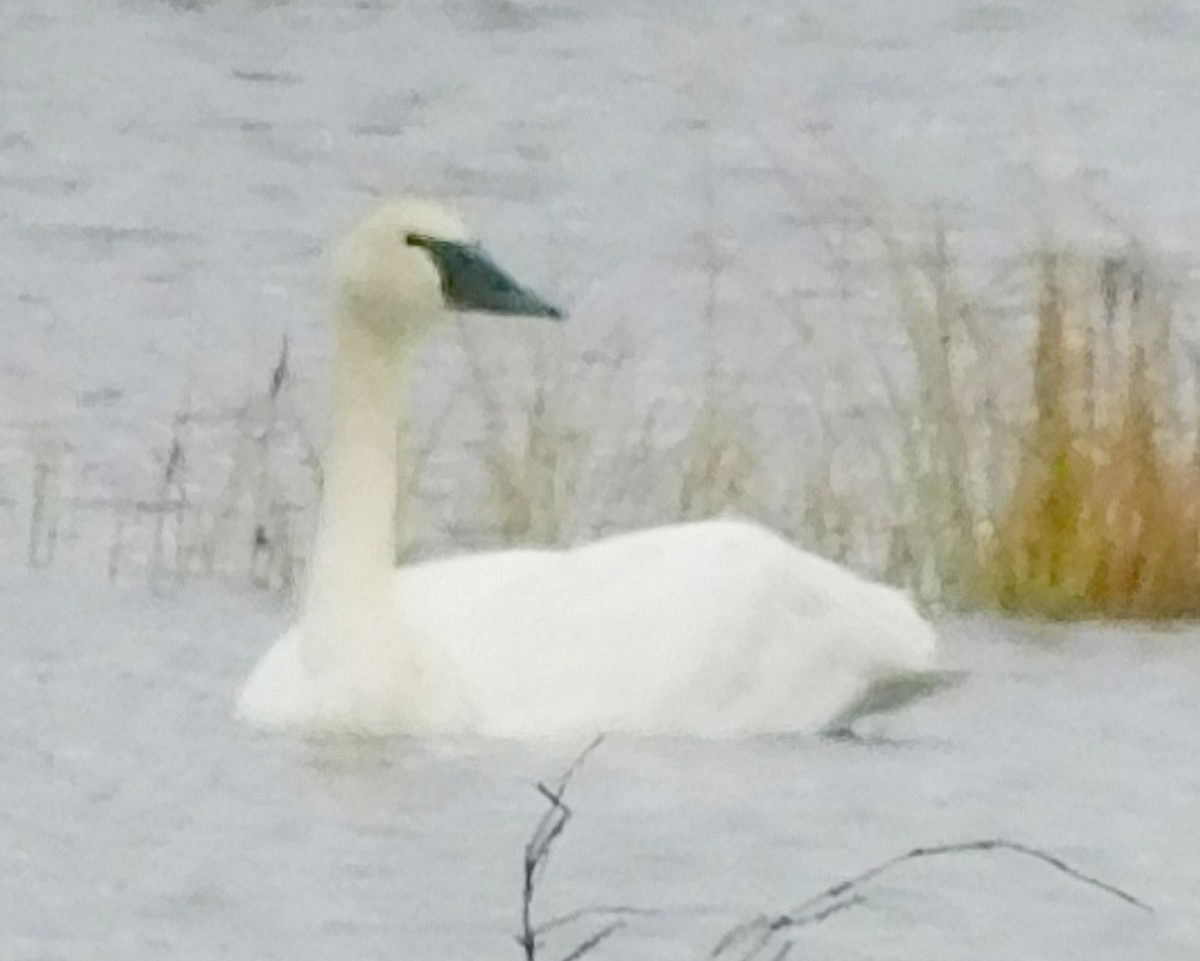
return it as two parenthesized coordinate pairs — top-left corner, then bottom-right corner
(819, 669), (967, 737)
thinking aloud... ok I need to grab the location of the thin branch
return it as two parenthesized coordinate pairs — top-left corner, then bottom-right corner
(549, 735), (606, 798)
(535, 902), (720, 935)
(535, 905), (668, 938)
(517, 744), (1149, 961)
(711, 897), (866, 960)
(790, 838), (1152, 918)
(559, 921), (625, 961)
(518, 736), (607, 961)
(712, 838), (1150, 961)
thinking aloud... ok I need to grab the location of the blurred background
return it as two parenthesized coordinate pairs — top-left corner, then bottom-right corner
(7, 0), (1200, 616)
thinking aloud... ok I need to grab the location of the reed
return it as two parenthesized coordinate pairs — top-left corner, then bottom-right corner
(988, 254), (1200, 618)
(9, 215), (1200, 622)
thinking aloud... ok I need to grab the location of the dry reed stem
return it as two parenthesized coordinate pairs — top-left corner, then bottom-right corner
(990, 254), (1200, 618)
(14, 160), (1200, 620)
(459, 323), (588, 547)
(678, 403), (758, 521)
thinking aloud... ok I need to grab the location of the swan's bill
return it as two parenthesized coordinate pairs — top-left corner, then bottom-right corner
(406, 233), (563, 319)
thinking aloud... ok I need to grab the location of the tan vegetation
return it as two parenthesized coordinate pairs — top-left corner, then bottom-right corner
(6, 224), (1200, 621)
(988, 254), (1200, 618)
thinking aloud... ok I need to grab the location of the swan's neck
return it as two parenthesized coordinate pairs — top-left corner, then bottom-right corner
(301, 313), (410, 673)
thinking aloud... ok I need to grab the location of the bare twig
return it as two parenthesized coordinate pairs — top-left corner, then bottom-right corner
(712, 838), (1151, 961)
(535, 905), (666, 937)
(557, 921), (625, 961)
(711, 896), (866, 961)
(516, 737), (1149, 961)
(804, 838), (1150, 914)
(518, 735), (607, 961)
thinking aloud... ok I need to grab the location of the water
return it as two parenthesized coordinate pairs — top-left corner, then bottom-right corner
(2, 568), (1198, 959)
(4, 2), (1200, 956)
(6, 0), (1200, 575)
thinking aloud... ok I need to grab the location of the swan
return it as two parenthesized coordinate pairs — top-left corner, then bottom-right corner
(236, 197), (947, 738)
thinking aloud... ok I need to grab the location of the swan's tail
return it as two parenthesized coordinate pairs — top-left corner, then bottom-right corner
(821, 669), (966, 737)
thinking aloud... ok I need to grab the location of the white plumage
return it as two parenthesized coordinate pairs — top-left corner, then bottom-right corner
(236, 198), (944, 738)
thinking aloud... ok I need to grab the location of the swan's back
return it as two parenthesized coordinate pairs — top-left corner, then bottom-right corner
(390, 519), (938, 738)
(239, 519), (938, 737)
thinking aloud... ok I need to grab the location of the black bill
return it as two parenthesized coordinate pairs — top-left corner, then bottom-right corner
(407, 233), (563, 319)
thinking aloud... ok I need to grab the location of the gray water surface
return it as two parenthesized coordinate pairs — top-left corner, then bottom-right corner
(3, 570), (1197, 959)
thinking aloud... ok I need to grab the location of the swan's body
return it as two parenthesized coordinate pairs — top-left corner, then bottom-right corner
(236, 198), (943, 738)
(241, 519), (940, 736)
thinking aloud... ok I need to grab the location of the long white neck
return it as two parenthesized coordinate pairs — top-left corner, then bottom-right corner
(300, 309), (409, 674)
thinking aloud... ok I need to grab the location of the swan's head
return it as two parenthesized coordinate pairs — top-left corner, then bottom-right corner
(334, 197), (562, 341)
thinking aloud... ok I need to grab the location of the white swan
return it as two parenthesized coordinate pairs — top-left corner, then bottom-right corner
(236, 198), (946, 738)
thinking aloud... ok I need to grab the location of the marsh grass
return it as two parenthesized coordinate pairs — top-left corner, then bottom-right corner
(677, 221), (760, 523)
(875, 220), (993, 607)
(7, 222), (1200, 621)
(44, 337), (325, 597)
(458, 324), (592, 547)
(988, 254), (1200, 618)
